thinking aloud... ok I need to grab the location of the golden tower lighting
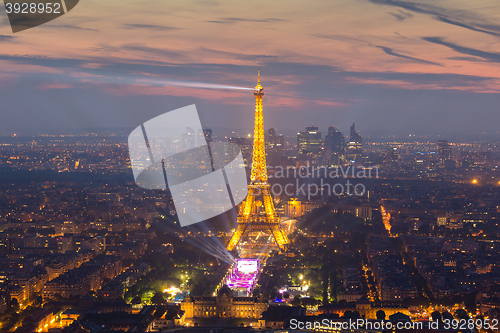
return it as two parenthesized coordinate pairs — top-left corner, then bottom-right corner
(227, 69), (290, 252)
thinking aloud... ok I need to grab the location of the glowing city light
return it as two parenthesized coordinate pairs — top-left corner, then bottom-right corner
(164, 286), (182, 295)
(237, 259), (259, 274)
(224, 259), (260, 295)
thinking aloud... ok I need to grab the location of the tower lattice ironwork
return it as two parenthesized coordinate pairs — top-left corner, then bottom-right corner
(227, 70), (289, 252)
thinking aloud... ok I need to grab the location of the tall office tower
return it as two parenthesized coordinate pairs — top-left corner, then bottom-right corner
(387, 147), (400, 162)
(204, 129), (213, 143)
(181, 126), (196, 149)
(266, 127), (276, 160)
(350, 122), (362, 144)
(228, 137), (253, 168)
(437, 140), (451, 162)
(266, 128), (284, 166)
(346, 122), (363, 161)
(267, 127), (276, 146)
(297, 126), (323, 155)
(227, 70), (289, 253)
(325, 126), (345, 165)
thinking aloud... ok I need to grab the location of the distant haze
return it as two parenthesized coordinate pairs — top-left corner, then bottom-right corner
(1, 0), (500, 134)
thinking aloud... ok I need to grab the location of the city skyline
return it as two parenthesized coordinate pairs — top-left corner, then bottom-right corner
(1, 1), (500, 134)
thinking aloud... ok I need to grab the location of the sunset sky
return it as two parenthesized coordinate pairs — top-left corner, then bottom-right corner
(1, 0), (500, 135)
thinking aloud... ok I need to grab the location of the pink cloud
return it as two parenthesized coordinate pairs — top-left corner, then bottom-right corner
(36, 82), (75, 90)
(346, 77), (500, 93)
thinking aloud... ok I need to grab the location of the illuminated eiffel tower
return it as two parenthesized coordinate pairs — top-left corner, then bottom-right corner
(227, 70), (289, 252)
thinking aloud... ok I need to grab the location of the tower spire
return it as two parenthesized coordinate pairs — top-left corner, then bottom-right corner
(255, 69), (262, 91)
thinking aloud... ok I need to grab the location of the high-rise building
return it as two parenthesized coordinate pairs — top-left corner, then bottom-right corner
(437, 140), (451, 162)
(325, 126), (344, 165)
(297, 126), (322, 155)
(350, 122), (362, 144)
(267, 127), (275, 146)
(387, 147), (400, 162)
(346, 122), (362, 162)
(180, 127), (196, 149)
(266, 128), (284, 166)
(228, 137), (253, 168)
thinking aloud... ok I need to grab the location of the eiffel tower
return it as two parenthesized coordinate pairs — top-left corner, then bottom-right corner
(227, 70), (289, 252)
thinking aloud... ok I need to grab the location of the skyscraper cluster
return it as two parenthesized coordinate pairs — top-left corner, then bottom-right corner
(226, 122), (364, 168)
(297, 122), (362, 166)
